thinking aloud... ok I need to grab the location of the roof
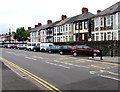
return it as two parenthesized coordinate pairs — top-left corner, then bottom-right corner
(55, 18), (71, 26)
(73, 12), (94, 22)
(48, 20), (61, 28)
(65, 12), (94, 23)
(95, 1), (120, 17)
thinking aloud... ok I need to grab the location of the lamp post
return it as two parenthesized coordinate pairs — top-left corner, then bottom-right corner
(9, 28), (11, 43)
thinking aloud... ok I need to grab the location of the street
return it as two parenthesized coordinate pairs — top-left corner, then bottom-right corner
(0, 48), (120, 91)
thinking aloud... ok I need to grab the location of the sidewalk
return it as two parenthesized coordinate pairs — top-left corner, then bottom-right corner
(1, 62), (41, 91)
(89, 56), (120, 64)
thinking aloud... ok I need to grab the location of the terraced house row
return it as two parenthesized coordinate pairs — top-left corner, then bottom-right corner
(21, 2), (120, 43)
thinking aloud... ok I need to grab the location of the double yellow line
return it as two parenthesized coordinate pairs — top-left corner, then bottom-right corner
(0, 57), (61, 92)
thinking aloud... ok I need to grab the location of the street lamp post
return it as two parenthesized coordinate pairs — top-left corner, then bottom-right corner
(9, 28), (11, 43)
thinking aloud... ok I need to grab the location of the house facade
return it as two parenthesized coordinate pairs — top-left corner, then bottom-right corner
(73, 8), (94, 42)
(92, 2), (120, 41)
(15, 1), (120, 44)
(0, 32), (15, 43)
(53, 15), (74, 43)
(28, 23), (42, 42)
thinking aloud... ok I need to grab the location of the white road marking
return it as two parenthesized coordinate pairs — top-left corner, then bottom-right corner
(25, 57), (37, 60)
(45, 61), (70, 69)
(32, 56), (44, 59)
(99, 74), (120, 81)
(89, 70), (120, 81)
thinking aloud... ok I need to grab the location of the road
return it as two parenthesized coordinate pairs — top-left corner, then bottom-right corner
(1, 48), (120, 91)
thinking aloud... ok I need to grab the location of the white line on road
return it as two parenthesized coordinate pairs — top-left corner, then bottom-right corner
(45, 61), (70, 69)
(32, 56), (44, 59)
(25, 57), (37, 60)
(89, 70), (120, 81)
(99, 74), (120, 81)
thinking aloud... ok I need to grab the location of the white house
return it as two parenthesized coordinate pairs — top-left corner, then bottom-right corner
(53, 15), (74, 43)
(92, 1), (120, 41)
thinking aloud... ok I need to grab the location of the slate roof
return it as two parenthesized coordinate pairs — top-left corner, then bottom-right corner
(55, 18), (71, 26)
(65, 12), (94, 23)
(95, 1), (120, 17)
(48, 20), (61, 28)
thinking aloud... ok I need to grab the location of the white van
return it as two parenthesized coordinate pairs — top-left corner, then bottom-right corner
(26, 42), (41, 51)
(40, 43), (54, 52)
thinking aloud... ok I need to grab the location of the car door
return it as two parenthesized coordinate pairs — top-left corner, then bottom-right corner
(76, 46), (84, 55)
(82, 46), (91, 55)
(67, 46), (72, 53)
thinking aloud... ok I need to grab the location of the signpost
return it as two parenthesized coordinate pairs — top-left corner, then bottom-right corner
(113, 31), (117, 57)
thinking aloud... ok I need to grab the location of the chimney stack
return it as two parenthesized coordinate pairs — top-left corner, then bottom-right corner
(61, 15), (67, 20)
(82, 7), (88, 14)
(35, 25), (38, 28)
(47, 20), (52, 24)
(97, 10), (101, 14)
(38, 23), (42, 27)
(28, 27), (31, 30)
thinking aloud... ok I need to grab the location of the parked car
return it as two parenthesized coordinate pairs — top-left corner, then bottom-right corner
(3, 44), (13, 48)
(32, 44), (40, 52)
(46, 45), (60, 53)
(26, 42), (41, 51)
(0, 42), (3, 48)
(10, 44), (18, 49)
(17, 44), (27, 50)
(40, 43), (54, 52)
(0, 44), (3, 48)
(3, 44), (8, 48)
(59, 45), (72, 55)
(72, 45), (100, 56)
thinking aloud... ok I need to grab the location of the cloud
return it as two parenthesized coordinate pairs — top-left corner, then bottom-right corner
(0, 0), (120, 34)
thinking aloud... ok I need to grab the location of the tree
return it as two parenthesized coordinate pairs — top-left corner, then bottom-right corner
(14, 27), (30, 42)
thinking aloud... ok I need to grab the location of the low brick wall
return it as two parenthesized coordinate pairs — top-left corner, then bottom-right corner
(54, 41), (120, 56)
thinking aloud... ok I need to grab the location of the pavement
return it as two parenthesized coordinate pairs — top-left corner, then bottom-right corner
(1, 62), (41, 91)
(89, 56), (120, 64)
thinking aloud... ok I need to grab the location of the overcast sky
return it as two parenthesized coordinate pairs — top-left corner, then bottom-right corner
(0, 0), (119, 34)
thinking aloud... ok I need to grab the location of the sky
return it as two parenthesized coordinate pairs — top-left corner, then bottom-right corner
(0, 0), (120, 34)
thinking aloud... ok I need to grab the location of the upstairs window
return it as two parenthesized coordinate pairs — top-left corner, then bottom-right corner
(66, 25), (68, 31)
(79, 22), (82, 30)
(101, 18), (103, 26)
(107, 16), (111, 25)
(118, 13), (120, 23)
(95, 18), (99, 26)
(75, 23), (79, 30)
(84, 21), (88, 29)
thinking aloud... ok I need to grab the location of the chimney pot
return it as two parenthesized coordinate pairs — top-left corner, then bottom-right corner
(82, 7), (88, 14)
(28, 27), (31, 30)
(35, 25), (38, 28)
(47, 20), (52, 24)
(61, 15), (67, 20)
(97, 10), (101, 14)
(38, 23), (42, 27)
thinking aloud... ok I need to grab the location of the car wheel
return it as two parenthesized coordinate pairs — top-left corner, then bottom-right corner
(94, 53), (97, 56)
(73, 52), (78, 57)
(59, 51), (63, 55)
(33, 49), (36, 52)
(41, 49), (45, 52)
(48, 50), (52, 53)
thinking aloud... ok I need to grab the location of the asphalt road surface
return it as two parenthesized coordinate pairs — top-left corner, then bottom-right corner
(1, 48), (120, 91)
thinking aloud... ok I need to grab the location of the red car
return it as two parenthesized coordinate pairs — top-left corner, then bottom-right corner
(10, 44), (18, 49)
(72, 45), (100, 56)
